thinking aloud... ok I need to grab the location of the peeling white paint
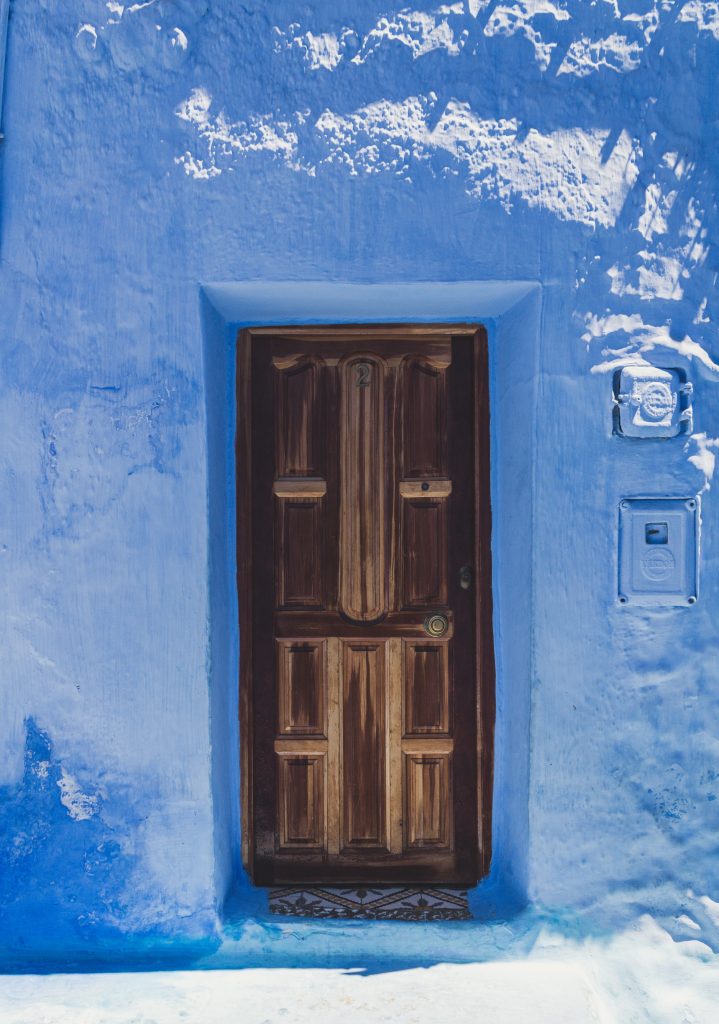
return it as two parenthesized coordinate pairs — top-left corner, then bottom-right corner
(274, 27), (345, 70)
(688, 433), (719, 490)
(679, 0), (719, 41)
(623, 5), (661, 45)
(170, 27), (188, 52)
(175, 88), (302, 178)
(174, 152), (220, 179)
(57, 768), (99, 821)
(274, 7), (470, 70)
(434, 103), (638, 226)
(694, 297), (710, 324)
(585, 314), (719, 380)
(76, 24), (98, 45)
(353, 7), (469, 62)
(557, 34), (643, 77)
(177, 88), (639, 228)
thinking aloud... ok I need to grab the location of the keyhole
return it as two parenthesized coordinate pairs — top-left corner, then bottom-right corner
(356, 363), (371, 388)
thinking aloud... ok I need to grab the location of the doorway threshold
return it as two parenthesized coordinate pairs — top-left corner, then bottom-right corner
(268, 886), (471, 921)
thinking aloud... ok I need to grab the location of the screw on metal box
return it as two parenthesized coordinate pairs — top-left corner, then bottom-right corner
(424, 613), (449, 637)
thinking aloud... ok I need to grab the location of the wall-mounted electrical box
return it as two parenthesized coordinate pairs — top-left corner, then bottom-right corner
(613, 366), (693, 438)
(618, 498), (698, 606)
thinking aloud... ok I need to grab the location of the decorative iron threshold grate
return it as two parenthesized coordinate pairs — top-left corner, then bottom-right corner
(268, 886), (471, 921)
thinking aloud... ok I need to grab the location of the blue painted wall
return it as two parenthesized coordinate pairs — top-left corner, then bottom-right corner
(1, 0), (718, 965)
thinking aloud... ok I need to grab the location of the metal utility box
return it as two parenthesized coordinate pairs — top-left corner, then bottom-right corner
(618, 498), (699, 606)
(613, 366), (693, 438)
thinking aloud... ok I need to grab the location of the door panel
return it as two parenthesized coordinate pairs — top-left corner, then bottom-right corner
(244, 328), (490, 886)
(276, 640), (327, 737)
(277, 753), (325, 849)
(341, 640), (388, 850)
(339, 357), (386, 622)
(275, 498), (325, 608)
(402, 499), (448, 607)
(403, 640), (450, 735)
(275, 356), (324, 477)
(404, 753), (451, 849)
(403, 356), (448, 477)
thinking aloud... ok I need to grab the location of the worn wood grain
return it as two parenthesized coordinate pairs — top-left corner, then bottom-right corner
(238, 325), (494, 886)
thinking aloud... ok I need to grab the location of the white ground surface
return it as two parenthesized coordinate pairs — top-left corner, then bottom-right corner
(1, 917), (719, 1024)
(0, 963), (600, 1024)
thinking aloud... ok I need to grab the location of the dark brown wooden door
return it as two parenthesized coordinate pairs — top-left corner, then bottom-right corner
(239, 326), (493, 886)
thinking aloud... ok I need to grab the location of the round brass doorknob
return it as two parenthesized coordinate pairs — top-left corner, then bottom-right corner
(424, 613), (449, 637)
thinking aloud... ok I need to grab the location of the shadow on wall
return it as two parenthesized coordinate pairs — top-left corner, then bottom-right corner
(0, 718), (220, 972)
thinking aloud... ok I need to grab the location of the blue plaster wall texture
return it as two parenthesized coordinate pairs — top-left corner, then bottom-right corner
(1, 0), (718, 967)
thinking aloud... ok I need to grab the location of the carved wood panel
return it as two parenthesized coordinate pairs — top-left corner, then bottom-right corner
(341, 640), (388, 850)
(277, 753), (325, 849)
(275, 357), (323, 477)
(338, 357), (386, 623)
(402, 499), (448, 608)
(275, 498), (324, 608)
(403, 640), (450, 735)
(404, 753), (451, 849)
(403, 357), (448, 477)
(277, 640), (327, 736)
(243, 328), (490, 886)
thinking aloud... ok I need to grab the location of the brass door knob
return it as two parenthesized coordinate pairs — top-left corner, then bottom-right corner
(424, 613), (449, 637)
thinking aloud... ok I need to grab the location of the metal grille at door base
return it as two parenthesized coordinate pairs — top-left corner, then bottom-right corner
(268, 886), (471, 921)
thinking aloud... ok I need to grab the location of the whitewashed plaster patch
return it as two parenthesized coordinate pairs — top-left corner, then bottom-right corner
(175, 88), (303, 178)
(584, 314), (719, 380)
(687, 433), (719, 490)
(484, 0), (570, 71)
(273, 26), (347, 70)
(622, 4), (661, 45)
(57, 767), (99, 821)
(353, 6), (469, 62)
(557, 33), (643, 76)
(178, 89), (639, 228)
(679, 0), (719, 41)
(314, 94), (434, 174)
(273, 6), (469, 70)
(694, 297), (711, 324)
(175, 152), (220, 180)
(430, 101), (639, 226)
(73, 24), (103, 63)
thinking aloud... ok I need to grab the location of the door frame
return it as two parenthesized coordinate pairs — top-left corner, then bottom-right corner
(236, 324), (496, 884)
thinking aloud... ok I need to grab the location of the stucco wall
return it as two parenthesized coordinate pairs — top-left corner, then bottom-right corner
(1, 0), (718, 965)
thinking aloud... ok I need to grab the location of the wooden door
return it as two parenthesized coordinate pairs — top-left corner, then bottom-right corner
(238, 326), (494, 886)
